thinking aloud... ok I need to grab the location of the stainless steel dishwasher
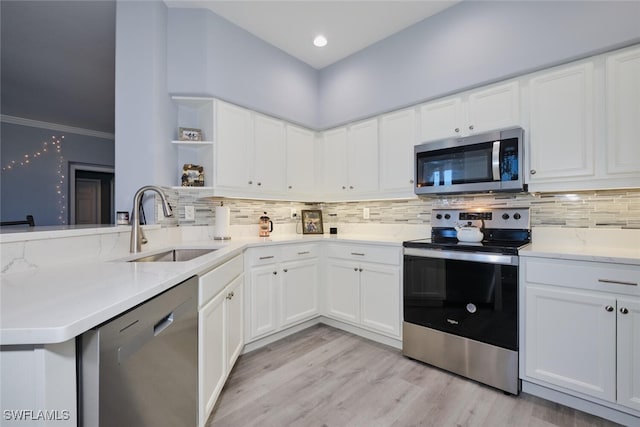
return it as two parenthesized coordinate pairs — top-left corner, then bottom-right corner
(79, 276), (198, 427)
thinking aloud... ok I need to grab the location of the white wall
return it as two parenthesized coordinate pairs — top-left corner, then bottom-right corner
(167, 8), (319, 128)
(318, 0), (640, 128)
(114, 0), (172, 217)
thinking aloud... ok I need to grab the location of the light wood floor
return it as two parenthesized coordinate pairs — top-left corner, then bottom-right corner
(208, 324), (621, 427)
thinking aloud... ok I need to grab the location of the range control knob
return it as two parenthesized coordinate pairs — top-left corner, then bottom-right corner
(514, 213), (522, 220)
(502, 213), (510, 220)
(444, 214), (451, 220)
(436, 214), (442, 220)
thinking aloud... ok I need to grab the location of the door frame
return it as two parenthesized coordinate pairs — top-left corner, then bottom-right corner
(69, 163), (114, 225)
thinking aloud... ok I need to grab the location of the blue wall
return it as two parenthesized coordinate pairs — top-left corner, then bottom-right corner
(0, 122), (114, 225)
(318, 0), (640, 128)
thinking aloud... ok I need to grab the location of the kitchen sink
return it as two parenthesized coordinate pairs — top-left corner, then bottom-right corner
(128, 248), (218, 262)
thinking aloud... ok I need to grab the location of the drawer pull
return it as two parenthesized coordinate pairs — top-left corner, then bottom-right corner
(351, 252), (365, 256)
(605, 305), (614, 312)
(598, 278), (637, 286)
(297, 251), (310, 255)
(620, 307), (629, 315)
(259, 255), (275, 260)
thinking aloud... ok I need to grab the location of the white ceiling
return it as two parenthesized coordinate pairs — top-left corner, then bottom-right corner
(165, 0), (461, 69)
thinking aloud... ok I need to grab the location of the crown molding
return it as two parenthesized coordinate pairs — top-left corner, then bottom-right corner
(0, 115), (114, 140)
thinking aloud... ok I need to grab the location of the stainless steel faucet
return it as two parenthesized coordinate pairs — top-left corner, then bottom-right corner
(130, 186), (173, 253)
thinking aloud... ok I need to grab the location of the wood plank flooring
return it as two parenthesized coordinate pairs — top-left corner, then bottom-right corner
(207, 324), (622, 427)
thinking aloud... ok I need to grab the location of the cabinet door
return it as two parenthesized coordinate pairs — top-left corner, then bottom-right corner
(322, 127), (348, 195)
(379, 108), (417, 196)
(347, 118), (379, 194)
(467, 81), (520, 134)
(199, 290), (226, 426)
(215, 101), (253, 191)
(606, 46), (640, 176)
(280, 258), (319, 328)
(286, 125), (316, 196)
(325, 259), (360, 324)
(418, 97), (463, 142)
(360, 263), (401, 338)
(247, 264), (279, 340)
(226, 275), (244, 370)
(528, 62), (595, 182)
(253, 114), (286, 194)
(617, 296), (640, 411)
(524, 285), (616, 401)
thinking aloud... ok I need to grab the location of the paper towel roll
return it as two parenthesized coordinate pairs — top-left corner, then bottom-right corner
(214, 205), (231, 239)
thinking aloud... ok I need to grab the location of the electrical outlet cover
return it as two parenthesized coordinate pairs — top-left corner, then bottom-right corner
(185, 205), (195, 221)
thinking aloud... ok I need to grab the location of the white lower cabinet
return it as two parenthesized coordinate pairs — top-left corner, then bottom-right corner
(245, 244), (319, 342)
(324, 243), (401, 339)
(198, 255), (244, 427)
(521, 257), (640, 414)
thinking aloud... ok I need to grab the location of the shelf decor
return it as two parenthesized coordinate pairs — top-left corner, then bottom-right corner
(178, 127), (203, 141)
(181, 164), (205, 187)
(301, 210), (324, 234)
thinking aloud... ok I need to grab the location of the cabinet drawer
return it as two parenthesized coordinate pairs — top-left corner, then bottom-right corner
(523, 258), (640, 294)
(326, 244), (401, 265)
(280, 243), (318, 260)
(245, 247), (280, 266)
(199, 255), (244, 306)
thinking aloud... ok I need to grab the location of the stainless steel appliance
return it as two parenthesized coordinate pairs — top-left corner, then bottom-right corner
(402, 208), (530, 395)
(414, 127), (525, 195)
(79, 276), (198, 426)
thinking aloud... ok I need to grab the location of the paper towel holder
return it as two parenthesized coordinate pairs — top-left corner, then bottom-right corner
(213, 201), (232, 240)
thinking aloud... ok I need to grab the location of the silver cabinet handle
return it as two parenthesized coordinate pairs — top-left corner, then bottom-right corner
(359, 268), (363, 272)
(349, 185), (354, 189)
(454, 127), (460, 133)
(273, 271), (277, 275)
(409, 179), (414, 184)
(257, 182), (262, 186)
(620, 307), (629, 314)
(605, 305), (614, 312)
(530, 170), (536, 175)
(283, 269), (288, 273)
(297, 251), (310, 255)
(288, 185), (292, 189)
(259, 255), (274, 260)
(342, 186), (346, 190)
(469, 125), (474, 130)
(353, 267), (358, 272)
(248, 180), (253, 184)
(350, 252), (365, 256)
(598, 278), (638, 286)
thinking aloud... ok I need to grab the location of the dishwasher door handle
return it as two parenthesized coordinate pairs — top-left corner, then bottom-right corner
(154, 312), (174, 336)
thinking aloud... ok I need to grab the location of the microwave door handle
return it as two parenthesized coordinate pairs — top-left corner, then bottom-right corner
(492, 140), (500, 181)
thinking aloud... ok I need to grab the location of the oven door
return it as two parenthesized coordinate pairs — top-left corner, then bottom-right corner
(403, 248), (518, 350)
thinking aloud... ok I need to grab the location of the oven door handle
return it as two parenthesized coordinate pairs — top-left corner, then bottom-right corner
(404, 247), (519, 266)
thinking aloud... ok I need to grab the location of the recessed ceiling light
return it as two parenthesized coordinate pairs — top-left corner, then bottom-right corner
(313, 35), (327, 48)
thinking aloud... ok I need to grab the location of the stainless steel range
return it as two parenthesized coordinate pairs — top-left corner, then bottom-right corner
(402, 207), (531, 395)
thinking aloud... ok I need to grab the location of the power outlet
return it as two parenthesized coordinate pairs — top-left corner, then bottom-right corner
(290, 208), (297, 219)
(363, 207), (370, 219)
(184, 205), (195, 221)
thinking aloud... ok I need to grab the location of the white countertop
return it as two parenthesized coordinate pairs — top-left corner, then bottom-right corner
(0, 233), (405, 346)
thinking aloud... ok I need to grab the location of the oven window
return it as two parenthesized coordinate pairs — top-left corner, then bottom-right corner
(403, 255), (518, 350)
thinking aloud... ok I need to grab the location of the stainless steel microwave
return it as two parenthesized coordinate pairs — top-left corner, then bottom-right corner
(414, 127), (526, 196)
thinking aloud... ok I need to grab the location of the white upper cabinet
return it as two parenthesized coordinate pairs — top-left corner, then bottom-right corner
(606, 45), (640, 178)
(418, 97), (463, 142)
(253, 113), (286, 194)
(379, 108), (417, 198)
(214, 100), (254, 193)
(322, 127), (349, 195)
(347, 118), (379, 195)
(527, 61), (595, 186)
(419, 81), (520, 142)
(285, 124), (317, 199)
(321, 119), (380, 200)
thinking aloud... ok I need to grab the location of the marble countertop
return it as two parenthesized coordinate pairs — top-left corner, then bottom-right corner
(0, 234), (405, 346)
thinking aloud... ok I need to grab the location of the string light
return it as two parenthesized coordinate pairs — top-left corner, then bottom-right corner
(2, 135), (66, 224)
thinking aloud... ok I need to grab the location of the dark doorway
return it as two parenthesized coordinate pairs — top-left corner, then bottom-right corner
(73, 170), (114, 225)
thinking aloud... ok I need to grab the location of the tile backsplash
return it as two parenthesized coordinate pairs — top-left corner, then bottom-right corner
(159, 188), (640, 229)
